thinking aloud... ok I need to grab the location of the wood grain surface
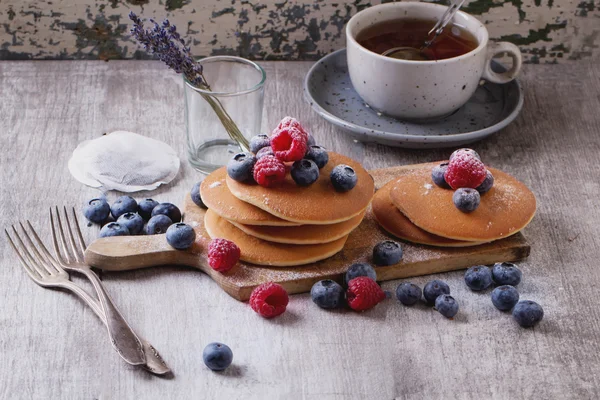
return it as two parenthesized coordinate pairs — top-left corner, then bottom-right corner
(1, 60), (600, 399)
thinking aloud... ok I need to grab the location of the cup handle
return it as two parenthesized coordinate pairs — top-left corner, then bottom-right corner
(482, 42), (522, 84)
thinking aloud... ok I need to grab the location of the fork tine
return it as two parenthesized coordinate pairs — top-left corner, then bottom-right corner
(18, 222), (56, 275)
(50, 207), (65, 264)
(26, 220), (64, 274)
(70, 207), (87, 255)
(62, 206), (83, 262)
(10, 225), (50, 278)
(52, 206), (72, 263)
(5, 228), (43, 281)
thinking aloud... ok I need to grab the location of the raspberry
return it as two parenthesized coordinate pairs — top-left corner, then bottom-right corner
(208, 238), (240, 273)
(270, 127), (307, 162)
(249, 282), (289, 318)
(444, 153), (487, 189)
(273, 116), (309, 141)
(346, 277), (386, 311)
(253, 155), (286, 187)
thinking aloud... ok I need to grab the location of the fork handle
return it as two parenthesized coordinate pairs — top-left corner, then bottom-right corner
(78, 266), (146, 366)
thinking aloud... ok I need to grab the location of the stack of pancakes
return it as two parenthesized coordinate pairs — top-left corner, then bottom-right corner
(200, 152), (375, 266)
(372, 163), (537, 247)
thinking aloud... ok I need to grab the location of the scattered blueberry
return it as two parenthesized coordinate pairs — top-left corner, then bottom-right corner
(305, 145), (329, 169)
(453, 188), (481, 212)
(203, 342), (233, 371)
(146, 214), (173, 235)
(373, 240), (403, 266)
(83, 198), (110, 224)
(395, 282), (422, 306)
(99, 222), (130, 238)
(423, 280), (450, 304)
(476, 170), (494, 194)
(431, 162), (450, 189)
(137, 198), (159, 221)
(435, 294), (459, 318)
(450, 148), (481, 161)
(307, 133), (316, 146)
(345, 262), (377, 286)
(256, 146), (274, 159)
(111, 196), (138, 219)
(492, 262), (522, 286)
(464, 265), (493, 291)
(166, 223), (196, 250)
(116, 212), (144, 235)
(512, 300), (544, 328)
(491, 285), (520, 311)
(191, 182), (207, 209)
(249, 134), (270, 154)
(291, 159), (319, 186)
(331, 164), (358, 192)
(311, 280), (345, 309)
(227, 152), (257, 182)
(151, 203), (182, 223)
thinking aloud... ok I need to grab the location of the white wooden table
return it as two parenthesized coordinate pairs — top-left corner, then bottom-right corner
(1, 60), (600, 399)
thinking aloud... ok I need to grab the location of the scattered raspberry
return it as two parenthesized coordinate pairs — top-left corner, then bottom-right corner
(444, 152), (487, 189)
(273, 116), (309, 141)
(270, 127), (307, 162)
(249, 282), (289, 318)
(346, 277), (386, 311)
(253, 155), (286, 187)
(208, 238), (240, 273)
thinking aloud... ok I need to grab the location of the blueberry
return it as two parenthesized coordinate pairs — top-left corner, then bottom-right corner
(453, 188), (480, 212)
(431, 162), (450, 189)
(249, 134), (270, 154)
(311, 280), (345, 309)
(435, 294), (459, 318)
(111, 196), (138, 219)
(450, 148), (481, 161)
(512, 300), (544, 328)
(476, 170), (494, 194)
(305, 145), (329, 169)
(395, 282), (422, 306)
(146, 214), (173, 235)
(331, 164), (358, 192)
(307, 133), (316, 146)
(373, 240), (403, 266)
(256, 146), (274, 159)
(137, 198), (159, 221)
(202, 342), (233, 371)
(491, 285), (520, 311)
(291, 159), (319, 186)
(191, 182), (207, 209)
(116, 212), (144, 235)
(492, 262), (522, 286)
(423, 280), (450, 304)
(227, 152), (257, 182)
(151, 203), (182, 223)
(83, 198), (110, 224)
(99, 222), (130, 238)
(464, 265), (493, 291)
(345, 262), (377, 286)
(166, 223), (196, 250)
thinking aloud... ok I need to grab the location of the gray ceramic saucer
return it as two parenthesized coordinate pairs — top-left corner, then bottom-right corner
(303, 49), (524, 149)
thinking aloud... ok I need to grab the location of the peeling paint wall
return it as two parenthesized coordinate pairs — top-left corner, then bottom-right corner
(1, 0), (598, 63)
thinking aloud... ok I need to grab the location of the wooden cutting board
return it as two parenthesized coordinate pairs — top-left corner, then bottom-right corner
(84, 164), (530, 301)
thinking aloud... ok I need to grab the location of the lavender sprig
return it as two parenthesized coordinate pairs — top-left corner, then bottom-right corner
(129, 12), (249, 151)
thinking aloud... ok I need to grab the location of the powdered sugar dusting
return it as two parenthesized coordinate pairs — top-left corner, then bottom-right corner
(209, 181), (222, 188)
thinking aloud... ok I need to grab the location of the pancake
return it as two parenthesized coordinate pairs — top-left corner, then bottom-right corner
(226, 152), (375, 225)
(204, 209), (348, 266)
(228, 210), (366, 245)
(389, 164), (536, 242)
(372, 181), (486, 247)
(200, 167), (300, 226)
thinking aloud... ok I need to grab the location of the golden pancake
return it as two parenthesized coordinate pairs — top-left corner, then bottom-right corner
(228, 210), (366, 245)
(226, 152), (375, 225)
(200, 167), (300, 226)
(389, 164), (536, 242)
(204, 209), (348, 266)
(372, 180), (486, 247)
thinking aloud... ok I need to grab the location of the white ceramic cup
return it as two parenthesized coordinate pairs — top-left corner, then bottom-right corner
(346, 2), (522, 120)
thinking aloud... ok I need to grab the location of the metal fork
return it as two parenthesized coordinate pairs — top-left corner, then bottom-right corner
(5, 219), (170, 374)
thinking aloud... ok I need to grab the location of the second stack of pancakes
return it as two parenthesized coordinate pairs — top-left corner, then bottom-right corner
(200, 152), (374, 267)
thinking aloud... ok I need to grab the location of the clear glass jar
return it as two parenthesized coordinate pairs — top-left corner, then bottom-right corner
(184, 56), (266, 173)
